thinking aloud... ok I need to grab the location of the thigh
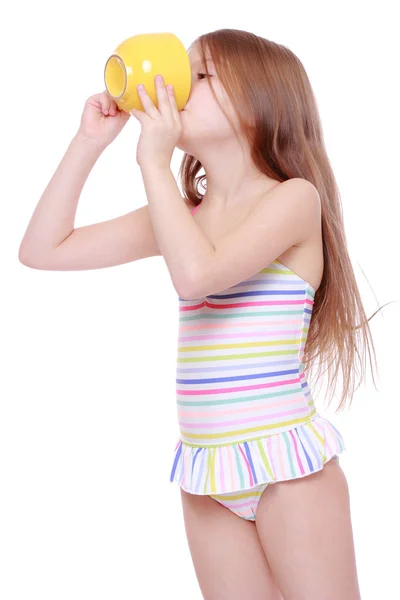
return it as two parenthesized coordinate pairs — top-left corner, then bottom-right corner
(180, 488), (282, 600)
(255, 457), (361, 600)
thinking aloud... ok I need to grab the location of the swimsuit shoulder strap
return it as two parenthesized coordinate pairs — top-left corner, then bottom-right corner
(191, 204), (201, 215)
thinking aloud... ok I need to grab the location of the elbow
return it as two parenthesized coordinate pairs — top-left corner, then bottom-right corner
(177, 281), (198, 301)
(177, 270), (203, 301)
(18, 241), (34, 265)
(178, 287), (198, 301)
(18, 247), (43, 270)
(18, 254), (38, 269)
(18, 247), (31, 266)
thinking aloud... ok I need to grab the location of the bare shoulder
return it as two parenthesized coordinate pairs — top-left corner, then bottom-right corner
(264, 177), (321, 224)
(253, 177), (320, 221)
(275, 177), (320, 202)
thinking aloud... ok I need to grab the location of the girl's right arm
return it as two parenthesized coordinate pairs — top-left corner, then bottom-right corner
(18, 91), (163, 271)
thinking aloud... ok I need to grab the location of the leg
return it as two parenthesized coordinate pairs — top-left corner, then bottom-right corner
(255, 457), (361, 600)
(180, 488), (283, 600)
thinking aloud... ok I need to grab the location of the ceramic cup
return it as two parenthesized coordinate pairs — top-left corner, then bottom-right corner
(104, 32), (192, 113)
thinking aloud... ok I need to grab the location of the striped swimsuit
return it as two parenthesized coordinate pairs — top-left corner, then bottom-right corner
(169, 202), (345, 521)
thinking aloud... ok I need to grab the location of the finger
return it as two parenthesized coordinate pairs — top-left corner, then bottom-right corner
(167, 84), (180, 121)
(105, 91), (112, 107)
(130, 108), (146, 124)
(101, 92), (111, 115)
(108, 97), (117, 115)
(154, 74), (172, 118)
(137, 84), (159, 118)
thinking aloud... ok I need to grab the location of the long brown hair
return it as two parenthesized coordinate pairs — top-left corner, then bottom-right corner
(178, 28), (395, 413)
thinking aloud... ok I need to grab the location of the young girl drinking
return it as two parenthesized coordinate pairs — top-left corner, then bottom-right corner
(19, 28), (389, 600)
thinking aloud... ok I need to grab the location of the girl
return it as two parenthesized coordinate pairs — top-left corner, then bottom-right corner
(19, 28), (389, 600)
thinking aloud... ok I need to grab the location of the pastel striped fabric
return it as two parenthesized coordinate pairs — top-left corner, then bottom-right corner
(169, 203), (346, 495)
(209, 453), (341, 521)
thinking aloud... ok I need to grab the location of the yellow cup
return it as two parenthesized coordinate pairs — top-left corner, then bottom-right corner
(104, 32), (192, 113)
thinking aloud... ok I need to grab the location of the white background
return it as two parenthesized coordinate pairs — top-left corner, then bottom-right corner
(2, 1), (399, 598)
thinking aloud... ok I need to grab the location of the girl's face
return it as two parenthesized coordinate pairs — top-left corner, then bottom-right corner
(176, 45), (240, 154)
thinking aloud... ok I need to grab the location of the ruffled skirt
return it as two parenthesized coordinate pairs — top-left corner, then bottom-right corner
(169, 415), (346, 495)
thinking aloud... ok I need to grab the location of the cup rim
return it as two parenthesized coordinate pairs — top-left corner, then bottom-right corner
(104, 54), (127, 100)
